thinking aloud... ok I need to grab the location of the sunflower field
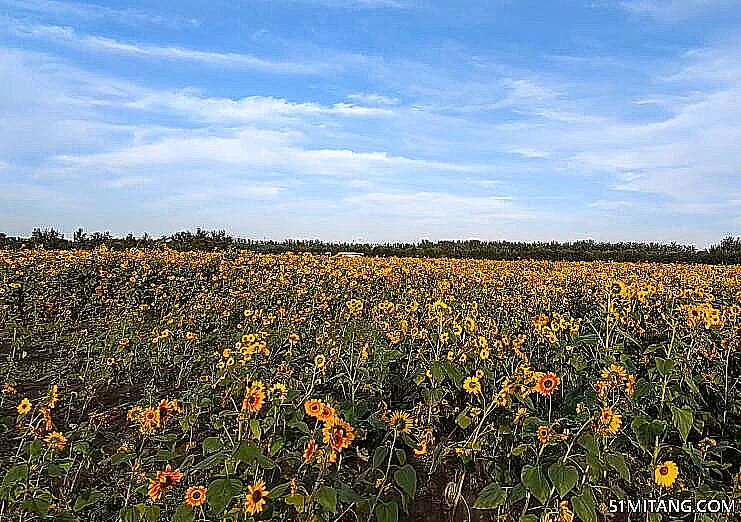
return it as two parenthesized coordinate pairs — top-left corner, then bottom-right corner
(1, 248), (740, 522)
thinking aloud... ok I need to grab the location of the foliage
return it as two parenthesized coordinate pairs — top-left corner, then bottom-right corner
(1, 249), (740, 521)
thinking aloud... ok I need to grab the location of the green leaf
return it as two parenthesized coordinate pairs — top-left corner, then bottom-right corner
(473, 483), (506, 509)
(2, 464), (28, 486)
(577, 433), (597, 456)
(655, 357), (675, 376)
(23, 492), (51, 516)
(285, 494), (308, 512)
(202, 437), (222, 454)
(207, 478), (242, 514)
(142, 505), (160, 522)
(74, 489), (105, 511)
(373, 446), (389, 469)
(119, 506), (139, 522)
(572, 485), (597, 522)
(442, 362), (464, 387)
(375, 500), (399, 522)
(171, 505), (195, 522)
(520, 516), (538, 522)
(456, 412), (472, 429)
(671, 406), (693, 442)
(336, 483), (359, 504)
(27, 438), (43, 459)
(393, 465), (417, 499)
(316, 486), (337, 512)
(521, 465), (550, 505)
(631, 416), (666, 454)
(395, 448), (407, 465)
(606, 453), (631, 481)
(250, 419), (262, 440)
(547, 462), (578, 497)
(269, 482), (291, 499)
(511, 444), (528, 457)
(192, 452), (226, 471)
(269, 437), (284, 457)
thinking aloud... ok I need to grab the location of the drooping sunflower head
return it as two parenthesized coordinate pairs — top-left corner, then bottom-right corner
(654, 461), (679, 488)
(536, 373), (560, 397)
(387, 411), (414, 435)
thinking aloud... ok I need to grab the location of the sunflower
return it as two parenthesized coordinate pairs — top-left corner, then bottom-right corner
(288, 333), (300, 346)
(625, 375), (636, 397)
(322, 416), (355, 452)
(303, 440), (317, 463)
(48, 384), (59, 409)
(595, 407), (622, 436)
(17, 398), (32, 415)
(314, 354), (326, 369)
(654, 461), (679, 488)
(514, 407), (528, 425)
(141, 407), (161, 427)
(304, 399), (323, 419)
(318, 403), (336, 423)
(44, 431), (67, 450)
(537, 425), (554, 444)
(243, 480), (270, 515)
(184, 486), (207, 507)
(463, 376), (481, 395)
(536, 373), (560, 397)
(387, 411), (414, 435)
(243, 383), (266, 414)
(601, 364), (628, 386)
(558, 500), (574, 522)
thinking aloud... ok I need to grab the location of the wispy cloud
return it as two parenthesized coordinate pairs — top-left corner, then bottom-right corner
(588, 200), (632, 210)
(620, 0), (737, 20)
(0, 0), (199, 28)
(10, 22), (332, 74)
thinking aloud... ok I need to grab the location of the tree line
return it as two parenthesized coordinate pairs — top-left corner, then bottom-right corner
(1, 227), (740, 264)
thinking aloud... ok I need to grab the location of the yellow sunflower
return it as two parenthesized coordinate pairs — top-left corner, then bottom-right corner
(463, 376), (481, 395)
(536, 373), (560, 397)
(654, 461), (679, 488)
(17, 398), (32, 415)
(387, 411), (414, 435)
(243, 480), (270, 515)
(184, 486), (207, 507)
(595, 406), (621, 436)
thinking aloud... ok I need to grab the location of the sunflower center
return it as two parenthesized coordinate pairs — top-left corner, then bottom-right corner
(659, 466), (669, 475)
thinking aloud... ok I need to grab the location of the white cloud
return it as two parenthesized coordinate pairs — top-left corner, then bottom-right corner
(347, 93), (400, 105)
(105, 175), (152, 189)
(588, 200), (632, 210)
(0, 0), (200, 28)
(620, 0), (736, 20)
(11, 23), (331, 74)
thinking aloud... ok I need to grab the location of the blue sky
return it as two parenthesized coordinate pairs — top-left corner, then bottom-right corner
(1, 0), (740, 245)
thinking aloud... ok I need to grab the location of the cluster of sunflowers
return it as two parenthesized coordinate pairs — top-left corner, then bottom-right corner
(1, 248), (740, 522)
(303, 399), (356, 465)
(127, 399), (183, 435)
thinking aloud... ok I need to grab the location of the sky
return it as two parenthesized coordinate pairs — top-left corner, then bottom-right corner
(1, 0), (740, 246)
